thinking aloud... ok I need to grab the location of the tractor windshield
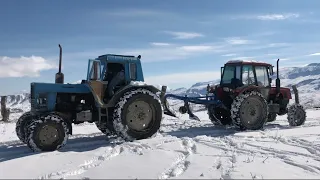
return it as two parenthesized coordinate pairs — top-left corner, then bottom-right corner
(221, 65), (241, 85)
(221, 65), (235, 84)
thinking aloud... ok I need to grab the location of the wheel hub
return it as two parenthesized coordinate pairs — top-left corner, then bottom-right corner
(240, 98), (263, 125)
(294, 108), (304, 122)
(126, 100), (153, 131)
(38, 125), (59, 145)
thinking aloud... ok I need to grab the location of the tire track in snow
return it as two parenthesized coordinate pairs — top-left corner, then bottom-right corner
(38, 146), (124, 179)
(158, 137), (197, 179)
(38, 142), (152, 179)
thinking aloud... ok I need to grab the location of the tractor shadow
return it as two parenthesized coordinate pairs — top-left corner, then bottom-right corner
(166, 122), (296, 139)
(166, 125), (238, 138)
(0, 133), (119, 163)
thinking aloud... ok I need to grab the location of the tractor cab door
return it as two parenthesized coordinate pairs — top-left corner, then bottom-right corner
(254, 65), (271, 100)
(87, 59), (107, 105)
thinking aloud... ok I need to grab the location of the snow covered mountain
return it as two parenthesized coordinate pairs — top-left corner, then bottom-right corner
(169, 63), (320, 108)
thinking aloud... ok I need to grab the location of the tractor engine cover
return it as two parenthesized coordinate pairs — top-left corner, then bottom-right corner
(76, 110), (92, 122)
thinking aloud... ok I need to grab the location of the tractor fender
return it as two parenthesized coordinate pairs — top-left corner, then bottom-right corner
(108, 84), (160, 107)
(234, 85), (261, 96)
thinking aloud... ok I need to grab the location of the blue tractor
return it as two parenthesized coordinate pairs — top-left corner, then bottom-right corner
(15, 44), (164, 152)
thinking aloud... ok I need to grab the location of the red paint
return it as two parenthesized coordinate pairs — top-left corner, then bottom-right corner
(269, 87), (292, 99)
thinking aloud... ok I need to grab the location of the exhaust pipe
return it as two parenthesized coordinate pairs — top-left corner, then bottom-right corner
(55, 44), (64, 84)
(276, 59), (280, 94)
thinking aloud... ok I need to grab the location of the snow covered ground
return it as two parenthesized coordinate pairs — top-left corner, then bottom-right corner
(1, 108), (320, 179)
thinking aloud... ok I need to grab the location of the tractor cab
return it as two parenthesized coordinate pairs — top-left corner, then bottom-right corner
(85, 54), (144, 104)
(213, 60), (274, 108)
(220, 60), (274, 89)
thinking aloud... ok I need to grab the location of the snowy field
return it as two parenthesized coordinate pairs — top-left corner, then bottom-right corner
(1, 108), (320, 179)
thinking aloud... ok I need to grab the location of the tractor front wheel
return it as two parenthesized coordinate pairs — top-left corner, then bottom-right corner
(231, 91), (268, 130)
(113, 88), (163, 141)
(15, 111), (33, 143)
(287, 104), (306, 126)
(25, 113), (69, 152)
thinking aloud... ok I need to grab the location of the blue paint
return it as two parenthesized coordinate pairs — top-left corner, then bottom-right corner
(164, 93), (221, 105)
(32, 82), (91, 94)
(47, 92), (57, 111)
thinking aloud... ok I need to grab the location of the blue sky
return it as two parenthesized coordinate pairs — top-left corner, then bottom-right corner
(1, 0), (320, 95)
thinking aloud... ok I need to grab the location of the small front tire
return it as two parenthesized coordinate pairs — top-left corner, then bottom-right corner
(25, 113), (69, 152)
(287, 104), (306, 126)
(15, 111), (33, 143)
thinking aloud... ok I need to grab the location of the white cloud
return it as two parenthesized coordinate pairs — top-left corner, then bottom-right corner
(308, 52), (320, 56)
(150, 42), (171, 46)
(256, 13), (300, 20)
(267, 43), (291, 47)
(222, 53), (237, 57)
(225, 37), (253, 45)
(164, 31), (204, 39)
(0, 56), (56, 78)
(105, 9), (169, 17)
(145, 71), (221, 86)
(234, 13), (300, 21)
(178, 45), (213, 52)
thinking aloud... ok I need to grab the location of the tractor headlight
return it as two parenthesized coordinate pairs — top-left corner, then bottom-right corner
(223, 87), (230, 92)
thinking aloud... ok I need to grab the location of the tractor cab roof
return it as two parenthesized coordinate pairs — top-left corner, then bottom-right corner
(225, 60), (272, 67)
(97, 54), (141, 62)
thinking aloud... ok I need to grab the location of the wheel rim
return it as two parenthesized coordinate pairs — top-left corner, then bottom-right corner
(240, 97), (264, 126)
(126, 100), (154, 131)
(38, 125), (60, 146)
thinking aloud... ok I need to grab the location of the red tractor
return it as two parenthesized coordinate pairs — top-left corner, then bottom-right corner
(163, 59), (306, 131)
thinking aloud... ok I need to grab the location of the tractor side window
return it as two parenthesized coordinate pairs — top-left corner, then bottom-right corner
(130, 63), (137, 80)
(90, 61), (101, 80)
(236, 66), (241, 79)
(221, 65), (235, 84)
(255, 66), (269, 87)
(242, 65), (255, 85)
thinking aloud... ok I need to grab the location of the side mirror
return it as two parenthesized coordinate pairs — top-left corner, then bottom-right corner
(220, 67), (224, 78)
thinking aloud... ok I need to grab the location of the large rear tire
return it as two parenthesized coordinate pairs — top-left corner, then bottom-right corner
(287, 104), (306, 126)
(113, 88), (163, 141)
(15, 111), (33, 143)
(25, 113), (69, 152)
(231, 91), (268, 130)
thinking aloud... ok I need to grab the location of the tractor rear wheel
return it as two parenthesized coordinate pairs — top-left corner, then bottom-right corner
(287, 104), (306, 126)
(267, 113), (277, 122)
(207, 105), (232, 126)
(15, 111), (33, 143)
(113, 88), (163, 141)
(231, 91), (268, 130)
(25, 113), (69, 152)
